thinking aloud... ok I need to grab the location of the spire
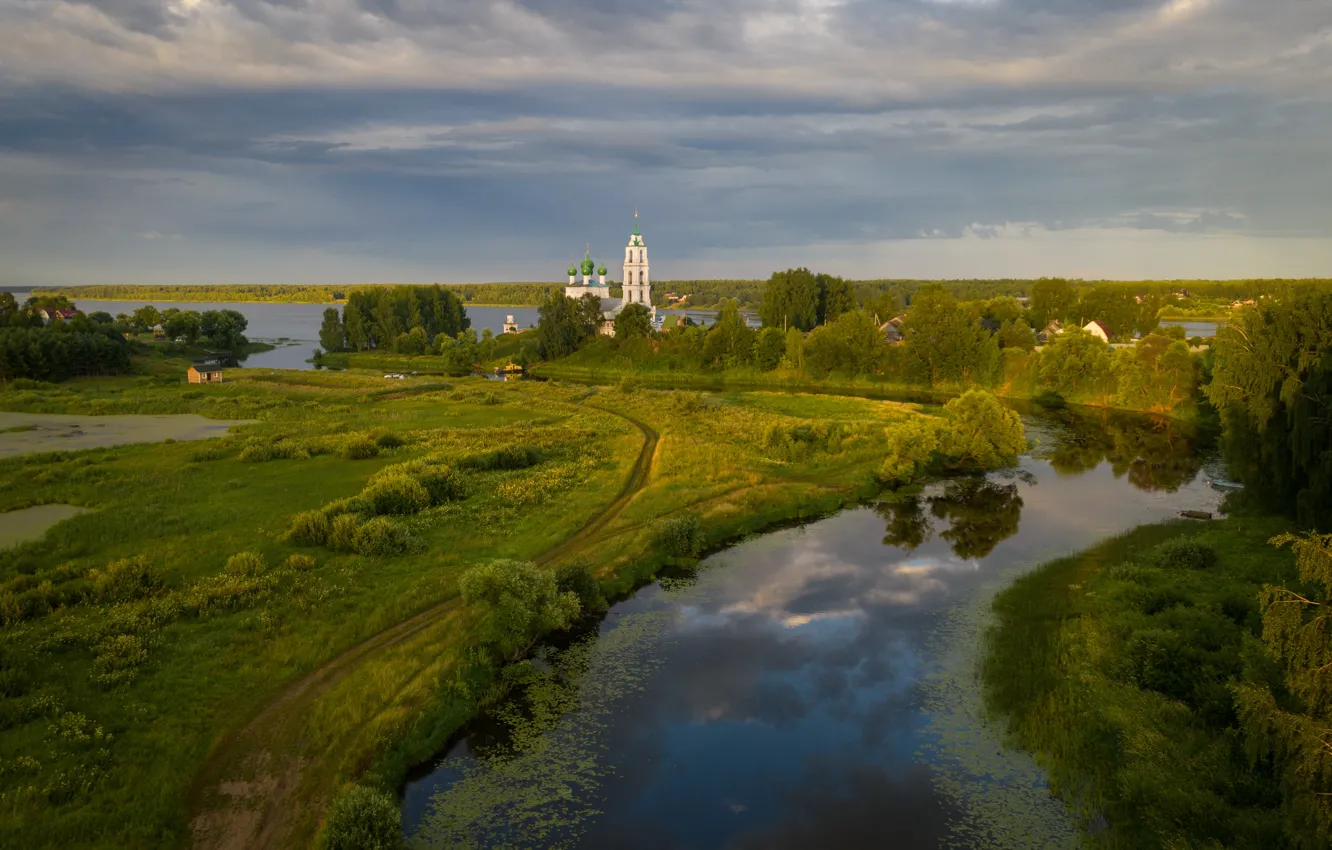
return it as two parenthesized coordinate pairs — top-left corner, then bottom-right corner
(632, 209), (640, 237)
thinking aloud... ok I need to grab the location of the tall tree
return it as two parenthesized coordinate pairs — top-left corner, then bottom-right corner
(537, 294), (595, 360)
(614, 303), (652, 340)
(1206, 295), (1332, 528)
(902, 285), (1000, 386)
(1112, 332), (1197, 414)
(702, 299), (755, 368)
(1030, 278), (1078, 329)
(818, 274), (857, 324)
(1077, 285), (1139, 338)
(759, 268), (821, 331)
(1037, 327), (1115, 402)
(319, 308), (346, 352)
(1235, 532), (1332, 849)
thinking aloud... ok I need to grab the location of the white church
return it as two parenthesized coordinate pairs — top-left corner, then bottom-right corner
(565, 214), (656, 335)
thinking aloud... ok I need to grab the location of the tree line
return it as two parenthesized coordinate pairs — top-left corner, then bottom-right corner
(318, 285), (471, 357)
(0, 294), (130, 382)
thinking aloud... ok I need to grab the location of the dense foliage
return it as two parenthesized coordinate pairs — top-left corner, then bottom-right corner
(0, 294), (132, 382)
(985, 521), (1299, 849)
(325, 285), (470, 354)
(1206, 294), (1332, 528)
(757, 267), (856, 331)
(1236, 532), (1332, 848)
(319, 784), (402, 850)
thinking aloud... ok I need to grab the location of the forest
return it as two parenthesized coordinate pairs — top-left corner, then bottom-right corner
(533, 272), (1206, 419)
(0, 296), (255, 383)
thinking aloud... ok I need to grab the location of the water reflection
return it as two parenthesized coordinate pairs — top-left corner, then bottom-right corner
(402, 411), (1224, 850)
(1035, 408), (1208, 493)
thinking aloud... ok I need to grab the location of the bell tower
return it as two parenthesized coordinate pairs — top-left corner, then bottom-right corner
(622, 211), (650, 306)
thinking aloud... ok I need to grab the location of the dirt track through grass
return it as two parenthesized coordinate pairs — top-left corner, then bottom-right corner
(188, 407), (658, 850)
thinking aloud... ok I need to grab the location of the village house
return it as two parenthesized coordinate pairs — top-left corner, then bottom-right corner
(38, 308), (78, 323)
(879, 321), (903, 344)
(1039, 320), (1063, 342)
(187, 365), (224, 384)
(1083, 320), (1112, 343)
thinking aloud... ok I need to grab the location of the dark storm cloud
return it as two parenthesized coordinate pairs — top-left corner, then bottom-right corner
(0, 0), (1329, 282)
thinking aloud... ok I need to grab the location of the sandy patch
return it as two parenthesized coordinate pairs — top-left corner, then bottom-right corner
(0, 412), (256, 458)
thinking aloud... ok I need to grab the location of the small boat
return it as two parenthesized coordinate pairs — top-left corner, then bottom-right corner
(1179, 510), (1213, 520)
(1206, 479), (1244, 491)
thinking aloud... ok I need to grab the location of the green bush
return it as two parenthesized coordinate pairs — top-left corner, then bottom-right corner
(653, 514), (705, 560)
(327, 514), (363, 553)
(374, 432), (404, 449)
(190, 443), (224, 462)
(285, 554), (317, 571)
(459, 559), (581, 660)
(88, 556), (165, 604)
(321, 497), (370, 518)
(342, 436), (379, 460)
(319, 784), (402, 850)
(225, 552), (267, 577)
(459, 445), (541, 471)
(238, 443), (275, 462)
(1150, 539), (1218, 571)
(90, 634), (150, 688)
(238, 441), (306, 462)
(362, 475), (430, 516)
(353, 517), (414, 556)
(555, 560), (608, 615)
(285, 510), (331, 546)
(417, 466), (467, 504)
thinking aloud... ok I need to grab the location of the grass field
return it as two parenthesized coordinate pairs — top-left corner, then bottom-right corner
(0, 366), (939, 848)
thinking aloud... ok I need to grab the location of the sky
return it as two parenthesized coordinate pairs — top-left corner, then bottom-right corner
(0, 0), (1329, 286)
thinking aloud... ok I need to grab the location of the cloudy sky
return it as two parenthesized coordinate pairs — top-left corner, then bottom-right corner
(1, 0), (1329, 285)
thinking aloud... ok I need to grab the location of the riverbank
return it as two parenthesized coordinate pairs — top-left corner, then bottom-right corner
(0, 369), (954, 849)
(530, 359), (1203, 423)
(982, 515), (1297, 849)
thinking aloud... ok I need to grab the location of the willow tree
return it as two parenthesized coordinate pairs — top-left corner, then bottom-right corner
(1235, 532), (1332, 849)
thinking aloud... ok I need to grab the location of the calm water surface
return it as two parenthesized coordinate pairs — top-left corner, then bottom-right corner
(27, 294), (539, 370)
(402, 412), (1225, 849)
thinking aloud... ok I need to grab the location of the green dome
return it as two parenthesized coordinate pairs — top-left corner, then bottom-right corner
(567, 265), (578, 277)
(597, 265), (607, 276)
(580, 250), (596, 277)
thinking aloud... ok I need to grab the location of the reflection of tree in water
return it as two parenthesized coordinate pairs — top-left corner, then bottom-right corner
(877, 479), (1025, 560)
(929, 479), (1024, 560)
(877, 495), (930, 553)
(1039, 408), (1206, 493)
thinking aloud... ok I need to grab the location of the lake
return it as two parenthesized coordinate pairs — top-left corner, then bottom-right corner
(401, 410), (1225, 849)
(16, 293), (540, 370)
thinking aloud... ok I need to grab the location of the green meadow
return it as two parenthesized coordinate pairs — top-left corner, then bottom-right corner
(0, 367), (941, 848)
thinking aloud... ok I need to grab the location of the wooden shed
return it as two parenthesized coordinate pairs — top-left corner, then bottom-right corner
(187, 365), (224, 384)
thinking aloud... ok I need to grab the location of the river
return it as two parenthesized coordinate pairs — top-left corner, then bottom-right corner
(400, 410), (1225, 849)
(15, 292), (540, 370)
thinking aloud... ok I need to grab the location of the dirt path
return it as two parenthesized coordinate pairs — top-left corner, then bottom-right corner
(188, 410), (658, 850)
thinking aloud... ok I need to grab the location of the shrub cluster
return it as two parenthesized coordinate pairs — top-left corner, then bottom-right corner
(362, 475), (431, 516)
(653, 514), (706, 561)
(341, 436), (380, 460)
(319, 784), (402, 850)
(761, 421), (847, 462)
(1150, 540), (1218, 571)
(458, 444), (542, 471)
